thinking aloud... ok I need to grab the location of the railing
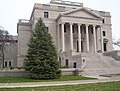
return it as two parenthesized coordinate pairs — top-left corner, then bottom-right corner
(50, 0), (83, 7)
(18, 19), (30, 23)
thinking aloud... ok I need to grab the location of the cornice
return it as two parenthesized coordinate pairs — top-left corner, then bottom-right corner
(63, 15), (102, 21)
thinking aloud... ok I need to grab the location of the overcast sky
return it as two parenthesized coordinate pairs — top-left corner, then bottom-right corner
(0, 0), (120, 40)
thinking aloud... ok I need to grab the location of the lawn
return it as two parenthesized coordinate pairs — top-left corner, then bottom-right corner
(0, 81), (120, 91)
(0, 76), (95, 83)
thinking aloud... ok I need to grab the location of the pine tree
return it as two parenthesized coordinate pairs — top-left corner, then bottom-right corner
(24, 18), (61, 79)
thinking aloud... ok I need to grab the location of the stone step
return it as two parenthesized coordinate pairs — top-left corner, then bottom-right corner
(83, 68), (120, 76)
(82, 53), (120, 76)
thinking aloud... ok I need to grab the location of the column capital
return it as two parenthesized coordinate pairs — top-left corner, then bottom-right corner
(100, 25), (103, 28)
(85, 24), (89, 27)
(93, 25), (96, 27)
(69, 22), (73, 25)
(60, 22), (65, 25)
(78, 23), (81, 26)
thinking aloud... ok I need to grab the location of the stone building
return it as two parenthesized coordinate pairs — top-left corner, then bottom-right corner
(0, 36), (18, 68)
(17, 0), (120, 75)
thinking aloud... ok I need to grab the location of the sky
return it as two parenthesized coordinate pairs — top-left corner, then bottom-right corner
(0, 0), (120, 41)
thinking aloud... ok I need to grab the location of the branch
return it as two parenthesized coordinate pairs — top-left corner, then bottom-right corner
(113, 42), (120, 47)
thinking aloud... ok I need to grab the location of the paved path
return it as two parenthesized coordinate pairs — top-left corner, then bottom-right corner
(0, 78), (120, 88)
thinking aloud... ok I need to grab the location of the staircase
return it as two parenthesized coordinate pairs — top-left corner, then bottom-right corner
(82, 53), (120, 76)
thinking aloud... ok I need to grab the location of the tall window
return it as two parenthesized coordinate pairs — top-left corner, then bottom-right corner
(65, 59), (69, 66)
(103, 43), (107, 51)
(5, 61), (7, 67)
(74, 62), (77, 68)
(64, 25), (67, 33)
(103, 31), (106, 36)
(91, 30), (93, 34)
(9, 61), (11, 67)
(102, 19), (105, 23)
(59, 57), (61, 67)
(44, 12), (49, 18)
(72, 25), (74, 33)
(45, 27), (49, 32)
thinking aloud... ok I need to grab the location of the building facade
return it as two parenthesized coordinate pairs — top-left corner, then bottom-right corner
(0, 36), (18, 68)
(17, 0), (113, 68)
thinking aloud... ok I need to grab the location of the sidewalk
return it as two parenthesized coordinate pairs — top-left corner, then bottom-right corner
(0, 78), (119, 88)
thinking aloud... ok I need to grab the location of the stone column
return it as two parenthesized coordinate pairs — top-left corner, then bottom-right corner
(61, 23), (65, 52)
(86, 24), (89, 52)
(78, 24), (81, 52)
(70, 23), (73, 50)
(57, 24), (59, 51)
(100, 26), (103, 52)
(93, 25), (97, 52)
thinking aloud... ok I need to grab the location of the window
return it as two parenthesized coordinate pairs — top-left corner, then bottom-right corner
(59, 57), (61, 61)
(65, 59), (69, 66)
(5, 61), (7, 67)
(72, 26), (74, 33)
(73, 62), (77, 68)
(91, 30), (93, 34)
(80, 27), (82, 34)
(102, 19), (105, 23)
(77, 29), (78, 33)
(103, 31), (106, 36)
(44, 12), (49, 18)
(15, 40), (18, 43)
(77, 40), (79, 52)
(64, 25), (67, 33)
(73, 29), (74, 33)
(0, 45), (2, 50)
(103, 43), (107, 51)
(9, 61), (11, 67)
(45, 27), (49, 32)
(84, 30), (86, 34)
(83, 59), (85, 62)
(59, 57), (61, 67)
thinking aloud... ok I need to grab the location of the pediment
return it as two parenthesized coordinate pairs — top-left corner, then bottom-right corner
(61, 8), (102, 20)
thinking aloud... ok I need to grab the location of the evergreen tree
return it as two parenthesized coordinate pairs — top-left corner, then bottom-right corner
(24, 18), (61, 79)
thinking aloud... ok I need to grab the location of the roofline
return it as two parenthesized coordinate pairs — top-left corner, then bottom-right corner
(56, 7), (104, 23)
(30, 3), (37, 21)
(61, 7), (103, 19)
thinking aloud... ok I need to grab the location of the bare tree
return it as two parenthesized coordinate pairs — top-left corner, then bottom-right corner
(113, 38), (120, 48)
(0, 26), (10, 68)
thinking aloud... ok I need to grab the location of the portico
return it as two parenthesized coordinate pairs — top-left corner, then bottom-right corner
(58, 22), (103, 53)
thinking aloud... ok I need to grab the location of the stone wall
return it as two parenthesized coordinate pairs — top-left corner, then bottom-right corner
(0, 70), (30, 77)
(103, 51), (120, 61)
(61, 68), (84, 76)
(0, 68), (84, 77)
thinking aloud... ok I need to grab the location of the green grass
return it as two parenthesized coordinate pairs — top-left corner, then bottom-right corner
(0, 76), (95, 83)
(0, 81), (120, 91)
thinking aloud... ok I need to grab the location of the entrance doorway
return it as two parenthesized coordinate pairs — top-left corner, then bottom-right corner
(73, 62), (77, 68)
(65, 59), (69, 66)
(103, 43), (107, 52)
(81, 41), (83, 52)
(77, 40), (79, 52)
